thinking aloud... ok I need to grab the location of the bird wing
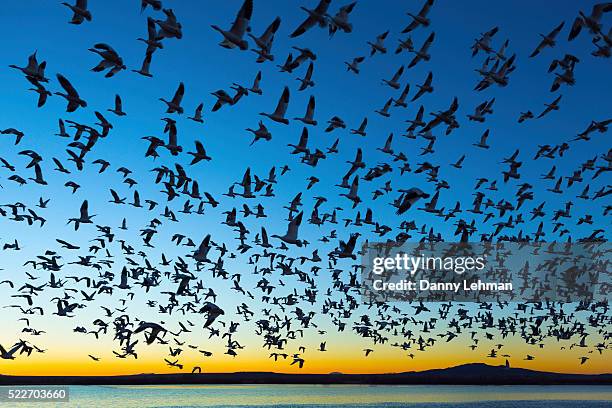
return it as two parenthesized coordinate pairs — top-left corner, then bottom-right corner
(548, 21), (565, 38)
(304, 62), (314, 78)
(349, 176), (359, 195)
(57, 74), (78, 96)
(419, 0), (434, 16)
(273, 86), (290, 116)
(230, 0), (253, 36)
(80, 200), (89, 218)
(261, 17), (282, 43)
(291, 11), (317, 37)
(94, 43), (115, 52)
(402, 19), (421, 33)
(421, 32), (435, 51)
(286, 212), (303, 240)
(306, 95), (316, 117)
(290, 0), (331, 38)
(252, 71), (262, 87)
(592, 2), (612, 19)
(195, 140), (205, 153)
(392, 65), (405, 81)
(359, 117), (368, 130)
(147, 17), (157, 38)
(568, 17), (583, 41)
(294, 10), (320, 36)
(314, 0), (332, 14)
(26, 52), (38, 71)
(339, 2), (357, 15)
(242, 168), (252, 187)
(172, 82), (185, 104)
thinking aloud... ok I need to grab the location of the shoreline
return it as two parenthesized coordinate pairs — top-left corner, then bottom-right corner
(2, 364), (611, 386)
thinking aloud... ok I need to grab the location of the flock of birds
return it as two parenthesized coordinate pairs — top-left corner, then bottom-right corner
(0, 0), (611, 374)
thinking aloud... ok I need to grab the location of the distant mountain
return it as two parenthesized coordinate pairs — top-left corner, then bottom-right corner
(1, 363), (611, 385)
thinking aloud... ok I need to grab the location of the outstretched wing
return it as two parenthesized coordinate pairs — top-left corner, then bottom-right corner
(290, 0), (331, 38)
(273, 86), (290, 116)
(172, 82), (185, 104)
(57, 73), (78, 96)
(230, 0), (253, 36)
(80, 200), (89, 218)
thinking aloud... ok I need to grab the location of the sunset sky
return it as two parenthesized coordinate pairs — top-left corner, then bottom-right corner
(0, 0), (610, 377)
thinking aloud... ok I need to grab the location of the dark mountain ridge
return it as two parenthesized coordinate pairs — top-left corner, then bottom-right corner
(2, 363), (611, 385)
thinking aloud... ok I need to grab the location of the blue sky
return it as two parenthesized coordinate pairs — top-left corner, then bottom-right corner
(0, 0), (610, 375)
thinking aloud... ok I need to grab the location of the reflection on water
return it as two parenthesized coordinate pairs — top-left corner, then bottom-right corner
(2, 384), (611, 407)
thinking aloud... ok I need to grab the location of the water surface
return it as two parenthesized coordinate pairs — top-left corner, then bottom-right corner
(2, 385), (612, 407)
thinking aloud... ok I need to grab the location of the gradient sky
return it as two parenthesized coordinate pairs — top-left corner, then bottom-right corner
(0, 0), (610, 376)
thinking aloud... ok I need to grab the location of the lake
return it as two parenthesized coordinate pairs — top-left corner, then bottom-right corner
(1, 384), (611, 407)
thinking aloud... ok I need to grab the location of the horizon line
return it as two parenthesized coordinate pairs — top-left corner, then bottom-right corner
(2, 363), (612, 378)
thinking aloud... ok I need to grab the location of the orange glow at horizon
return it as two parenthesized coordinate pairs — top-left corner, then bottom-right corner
(2, 336), (609, 377)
